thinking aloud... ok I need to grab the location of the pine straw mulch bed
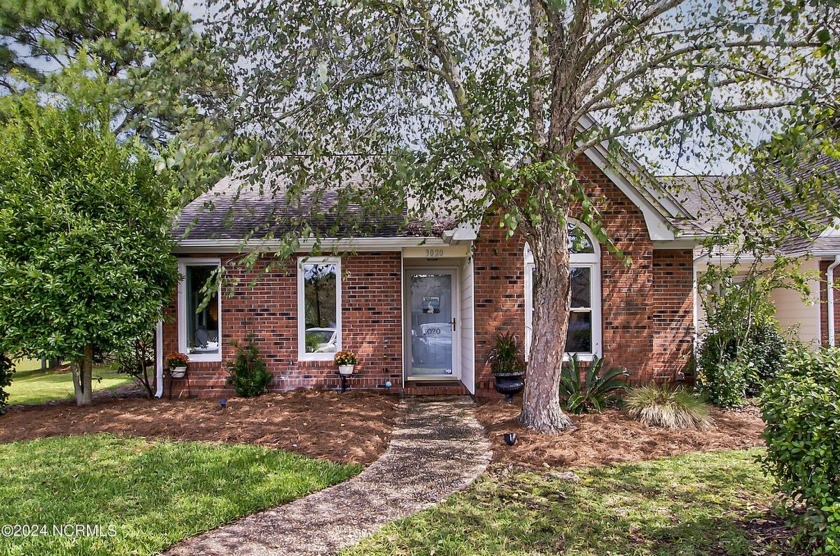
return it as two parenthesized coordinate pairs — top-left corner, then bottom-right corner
(0, 391), (399, 465)
(476, 399), (766, 468)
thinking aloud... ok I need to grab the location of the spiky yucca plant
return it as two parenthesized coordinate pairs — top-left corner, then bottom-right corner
(559, 355), (628, 414)
(626, 384), (713, 430)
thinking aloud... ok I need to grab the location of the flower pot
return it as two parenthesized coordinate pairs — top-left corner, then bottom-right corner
(494, 372), (525, 403)
(338, 364), (355, 376)
(170, 366), (187, 378)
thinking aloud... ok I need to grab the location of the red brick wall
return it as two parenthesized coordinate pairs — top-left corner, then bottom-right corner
(163, 252), (403, 397)
(818, 259), (840, 346)
(472, 156), (694, 396)
(650, 249), (695, 381)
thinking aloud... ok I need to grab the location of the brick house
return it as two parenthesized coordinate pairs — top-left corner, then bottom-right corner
(155, 144), (707, 398)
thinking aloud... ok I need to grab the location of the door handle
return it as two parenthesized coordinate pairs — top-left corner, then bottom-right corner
(452, 318), (456, 332)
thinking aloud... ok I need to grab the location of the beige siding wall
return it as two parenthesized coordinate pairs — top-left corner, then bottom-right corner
(695, 257), (821, 347)
(770, 258), (820, 346)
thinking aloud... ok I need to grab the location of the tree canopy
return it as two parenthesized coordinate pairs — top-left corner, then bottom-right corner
(0, 0), (239, 198)
(0, 93), (178, 405)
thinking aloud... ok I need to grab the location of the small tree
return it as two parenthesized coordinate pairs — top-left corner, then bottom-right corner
(0, 94), (178, 405)
(116, 332), (157, 399)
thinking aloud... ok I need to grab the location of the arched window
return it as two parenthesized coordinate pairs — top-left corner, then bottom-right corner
(524, 219), (602, 360)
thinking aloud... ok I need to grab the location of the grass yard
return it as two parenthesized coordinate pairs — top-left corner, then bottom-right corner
(0, 434), (362, 556)
(5, 364), (135, 405)
(344, 449), (798, 556)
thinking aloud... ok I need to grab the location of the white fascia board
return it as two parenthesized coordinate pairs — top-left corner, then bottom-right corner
(819, 218), (840, 237)
(174, 236), (452, 254)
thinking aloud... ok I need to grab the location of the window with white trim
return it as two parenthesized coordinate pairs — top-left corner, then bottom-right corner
(178, 258), (222, 362)
(298, 257), (342, 360)
(525, 221), (602, 361)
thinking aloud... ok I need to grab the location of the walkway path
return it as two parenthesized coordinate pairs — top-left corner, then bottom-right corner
(166, 396), (491, 555)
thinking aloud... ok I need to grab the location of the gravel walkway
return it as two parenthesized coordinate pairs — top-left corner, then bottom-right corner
(165, 396), (491, 555)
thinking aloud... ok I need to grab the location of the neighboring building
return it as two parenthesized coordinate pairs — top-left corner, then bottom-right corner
(674, 155), (840, 348)
(156, 147), (708, 398)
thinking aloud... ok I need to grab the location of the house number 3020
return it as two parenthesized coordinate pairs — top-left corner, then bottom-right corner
(426, 249), (444, 258)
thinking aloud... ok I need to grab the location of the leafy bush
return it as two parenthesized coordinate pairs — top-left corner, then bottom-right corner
(760, 347), (840, 554)
(486, 332), (525, 375)
(626, 384), (713, 430)
(0, 353), (14, 414)
(226, 334), (273, 398)
(742, 320), (788, 394)
(697, 357), (748, 408)
(559, 355), (627, 414)
(697, 266), (791, 406)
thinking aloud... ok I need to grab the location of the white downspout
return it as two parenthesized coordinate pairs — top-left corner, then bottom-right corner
(827, 256), (840, 347)
(154, 321), (165, 398)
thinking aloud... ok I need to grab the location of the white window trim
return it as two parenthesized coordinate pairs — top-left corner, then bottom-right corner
(298, 256), (342, 361)
(177, 257), (223, 363)
(524, 220), (602, 362)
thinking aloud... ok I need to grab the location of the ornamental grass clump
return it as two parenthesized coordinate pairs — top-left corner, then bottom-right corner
(626, 384), (713, 430)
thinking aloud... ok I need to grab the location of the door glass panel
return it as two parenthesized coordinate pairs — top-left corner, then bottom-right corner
(409, 273), (454, 376)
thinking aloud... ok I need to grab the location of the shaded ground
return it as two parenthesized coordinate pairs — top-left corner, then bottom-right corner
(0, 391), (399, 465)
(166, 397), (490, 556)
(476, 399), (765, 468)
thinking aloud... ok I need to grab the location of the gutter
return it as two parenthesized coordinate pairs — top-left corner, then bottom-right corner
(154, 322), (164, 398)
(827, 255), (840, 347)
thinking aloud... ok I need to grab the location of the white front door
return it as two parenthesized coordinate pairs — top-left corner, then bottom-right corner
(404, 268), (460, 380)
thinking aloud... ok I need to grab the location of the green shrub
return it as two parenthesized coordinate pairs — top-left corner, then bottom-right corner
(559, 355), (627, 414)
(0, 353), (14, 414)
(226, 334), (273, 398)
(626, 384), (713, 430)
(760, 347), (840, 554)
(697, 357), (747, 408)
(742, 320), (787, 394)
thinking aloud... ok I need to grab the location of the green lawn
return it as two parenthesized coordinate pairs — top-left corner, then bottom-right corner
(5, 364), (135, 405)
(0, 434), (362, 556)
(344, 449), (793, 556)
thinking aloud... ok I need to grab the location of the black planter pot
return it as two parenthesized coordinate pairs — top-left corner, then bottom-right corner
(494, 372), (525, 403)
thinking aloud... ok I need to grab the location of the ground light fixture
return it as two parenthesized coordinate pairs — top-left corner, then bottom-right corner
(504, 433), (517, 446)
(220, 399), (227, 409)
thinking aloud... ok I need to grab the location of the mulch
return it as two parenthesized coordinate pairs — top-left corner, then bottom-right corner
(0, 391), (400, 465)
(476, 399), (766, 468)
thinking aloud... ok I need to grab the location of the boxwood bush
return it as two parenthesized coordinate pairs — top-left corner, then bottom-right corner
(760, 347), (840, 554)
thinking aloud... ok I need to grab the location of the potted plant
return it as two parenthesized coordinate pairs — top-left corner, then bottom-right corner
(487, 332), (526, 402)
(334, 350), (358, 375)
(166, 352), (189, 378)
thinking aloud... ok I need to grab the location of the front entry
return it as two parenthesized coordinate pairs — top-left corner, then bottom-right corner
(404, 268), (460, 380)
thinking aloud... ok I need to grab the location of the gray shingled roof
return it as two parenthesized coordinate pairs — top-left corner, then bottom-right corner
(665, 154), (840, 257)
(173, 173), (454, 242)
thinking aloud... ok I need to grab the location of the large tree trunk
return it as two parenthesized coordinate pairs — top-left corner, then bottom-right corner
(518, 217), (576, 433)
(72, 344), (94, 406)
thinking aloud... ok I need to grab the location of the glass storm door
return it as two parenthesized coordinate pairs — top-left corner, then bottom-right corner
(405, 269), (458, 379)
